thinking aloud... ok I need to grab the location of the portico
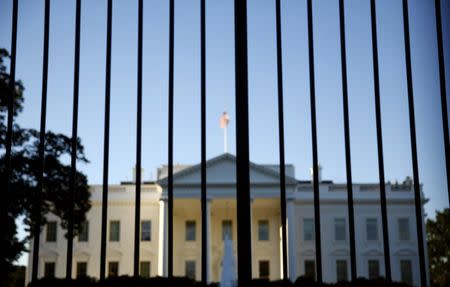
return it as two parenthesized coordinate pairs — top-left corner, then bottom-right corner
(157, 153), (298, 282)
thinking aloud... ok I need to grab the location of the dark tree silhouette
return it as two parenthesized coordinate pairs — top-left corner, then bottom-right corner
(426, 208), (450, 287)
(0, 48), (91, 278)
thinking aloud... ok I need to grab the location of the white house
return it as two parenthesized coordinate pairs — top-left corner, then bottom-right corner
(27, 153), (428, 286)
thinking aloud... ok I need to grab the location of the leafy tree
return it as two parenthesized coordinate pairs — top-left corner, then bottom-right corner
(426, 208), (450, 287)
(0, 48), (91, 280)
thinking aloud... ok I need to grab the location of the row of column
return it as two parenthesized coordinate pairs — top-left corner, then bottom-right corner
(157, 197), (296, 282)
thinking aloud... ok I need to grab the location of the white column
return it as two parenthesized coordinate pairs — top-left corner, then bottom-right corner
(250, 197), (254, 279)
(158, 198), (168, 276)
(279, 218), (284, 279)
(207, 198), (212, 283)
(287, 198), (297, 281)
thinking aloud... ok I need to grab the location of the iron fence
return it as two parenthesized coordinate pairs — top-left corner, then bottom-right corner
(2, 0), (449, 286)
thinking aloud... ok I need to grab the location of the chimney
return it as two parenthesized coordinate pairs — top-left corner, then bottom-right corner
(132, 167), (144, 183)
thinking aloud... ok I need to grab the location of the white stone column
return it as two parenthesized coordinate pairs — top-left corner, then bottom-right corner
(158, 198), (168, 276)
(279, 217), (284, 279)
(250, 197), (254, 279)
(207, 198), (212, 283)
(287, 198), (297, 281)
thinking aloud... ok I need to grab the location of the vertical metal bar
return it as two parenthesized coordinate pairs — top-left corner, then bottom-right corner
(306, 0), (323, 283)
(66, 0), (81, 279)
(3, 0), (19, 223)
(133, 0), (143, 277)
(434, 0), (450, 208)
(338, 0), (357, 283)
(200, 0), (207, 285)
(369, 0), (392, 283)
(234, 0), (252, 285)
(168, 0), (175, 279)
(275, 0), (288, 281)
(0, 0), (17, 278)
(31, 0), (49, 281)
(3, 0), (18, 205)
(100, 0), (113, 280)
(1, 1), (18, 282)
(401, 1), (428, 285)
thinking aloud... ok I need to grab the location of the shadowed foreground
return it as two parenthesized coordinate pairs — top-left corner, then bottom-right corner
(27, 276), (411, 287)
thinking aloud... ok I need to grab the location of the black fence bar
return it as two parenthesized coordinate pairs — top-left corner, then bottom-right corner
(200, 0), (207, 285)
(435, 0), (450, 208)
(99, 0), (113, 280)
(234, 0), (252, 285)
(2, 0), (18, 282)
(369, 0), (392, 283)
(167, 0), (175, 279)
(275, 0), (288, 281)
(401, 1), (428, 285)
(133, 0), (143, 277)
(3, 0), (19, 219)
(306, 0), (323, 283)
(338, 0), (357, 283)
(3, 0), (18, 207)
(31, 0), (48, 281)
(66, 0), (81, 279)
(0, 0), (19, 278)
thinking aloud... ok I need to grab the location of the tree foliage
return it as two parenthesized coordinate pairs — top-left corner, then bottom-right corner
(0, 48), (91, 275)
(426, 208), (450, 287)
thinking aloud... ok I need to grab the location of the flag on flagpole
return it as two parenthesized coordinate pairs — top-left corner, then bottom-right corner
(220, 111), (230, 129)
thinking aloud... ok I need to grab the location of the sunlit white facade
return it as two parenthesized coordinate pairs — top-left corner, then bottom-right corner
(27, 153), (428, 286)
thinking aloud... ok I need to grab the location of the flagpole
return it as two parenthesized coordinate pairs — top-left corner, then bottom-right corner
(224, 125), (228, 153)
(220, 111), (230, 154)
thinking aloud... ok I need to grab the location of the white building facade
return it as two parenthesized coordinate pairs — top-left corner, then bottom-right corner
(27, 153), (428, 286)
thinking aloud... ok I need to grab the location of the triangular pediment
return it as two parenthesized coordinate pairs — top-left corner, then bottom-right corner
(157, 153), (297, 186)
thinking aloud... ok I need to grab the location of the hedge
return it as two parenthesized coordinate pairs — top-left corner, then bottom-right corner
(27, 276), (411, 287)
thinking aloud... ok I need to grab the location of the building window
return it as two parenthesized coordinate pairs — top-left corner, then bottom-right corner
(303, 218), (314, 241)
(336, 260), (348, 282)
(108, 261), (119, 277)
(222, 220), (232, 240)
(368, 260), (380, 279)
(185, 221), (196, 241)
(109, 221), (120, 242)
(258, 220), (269, 241)
(141, 220), (151, 241)
(44, 262), (55, 278)
(78, 221), (89, 242)
(46, 221), (57, 242)
(334, 218), (346, 241)
(400, 260), (413, 286)
(398, 218), (410, 241)
(76, 262), (88, 278)
(258, 260), (270, 279)
(185, 260), (196, 280)
(366, 218), (378, 241)
(140, 261), (151, 278)
(304, 260), (316, 280)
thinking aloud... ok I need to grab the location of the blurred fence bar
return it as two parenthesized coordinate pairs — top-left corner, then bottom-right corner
(99, 0), (113, 280)
(31, 0), (48, 281)
(66, 0), (82, 279)
(234, 0), (252, 286)
(369, 0), (392, 283)
(275, 0), (288, 281)
(401, 0), (428, 285)
(200, 0), (208, 285)
(434, 0), (450, 208)
(338, 0), (357, 282)
(167, 0), (175, 279)
(133, 0), (143, 277)
(306, 0), (323, 283)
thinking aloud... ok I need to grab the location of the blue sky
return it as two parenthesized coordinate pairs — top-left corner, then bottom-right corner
(1, 0), (450, 265)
